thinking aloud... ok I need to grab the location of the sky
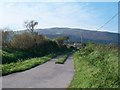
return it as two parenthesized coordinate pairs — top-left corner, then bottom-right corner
(0, 1), (119, 33)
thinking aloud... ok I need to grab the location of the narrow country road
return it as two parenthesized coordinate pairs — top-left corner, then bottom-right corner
(2, 55), (74, 88)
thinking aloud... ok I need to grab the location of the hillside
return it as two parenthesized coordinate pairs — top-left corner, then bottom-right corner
(34, 27), (119, 44)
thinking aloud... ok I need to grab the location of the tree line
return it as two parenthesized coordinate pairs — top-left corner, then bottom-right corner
(1, 20), (70, 55)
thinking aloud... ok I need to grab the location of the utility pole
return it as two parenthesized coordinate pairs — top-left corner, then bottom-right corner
(80, 33), (82, 49)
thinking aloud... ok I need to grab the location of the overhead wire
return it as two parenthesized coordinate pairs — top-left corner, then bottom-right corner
(96, 12), (119, 30)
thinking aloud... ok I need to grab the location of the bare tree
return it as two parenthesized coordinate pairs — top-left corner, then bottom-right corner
(24, 20), (38, 33)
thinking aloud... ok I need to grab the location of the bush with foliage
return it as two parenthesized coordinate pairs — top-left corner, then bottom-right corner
(11, 32), (35, 49)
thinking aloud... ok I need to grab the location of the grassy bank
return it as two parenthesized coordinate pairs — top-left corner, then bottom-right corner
(2, 53), (56, 76)
(69, 43), (119, 88)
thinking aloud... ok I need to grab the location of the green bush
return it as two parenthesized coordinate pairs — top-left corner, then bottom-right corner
(2, 50), (29, 64)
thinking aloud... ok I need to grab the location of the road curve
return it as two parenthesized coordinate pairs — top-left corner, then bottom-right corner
(2, 55), (74, 88)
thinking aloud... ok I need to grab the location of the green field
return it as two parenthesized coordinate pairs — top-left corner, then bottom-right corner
(69, 43), (119, 88)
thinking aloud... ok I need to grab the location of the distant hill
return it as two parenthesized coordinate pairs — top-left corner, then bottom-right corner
(15, 27), (119, 45)
(34, 27), (119, 45)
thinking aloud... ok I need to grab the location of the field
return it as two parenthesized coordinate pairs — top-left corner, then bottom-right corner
(69, 43), (119, 88)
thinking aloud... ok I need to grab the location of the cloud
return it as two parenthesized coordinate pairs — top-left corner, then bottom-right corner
(0, 2), (118, 33)
(0, 0), (119, 2)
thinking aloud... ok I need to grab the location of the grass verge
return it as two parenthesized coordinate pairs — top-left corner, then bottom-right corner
(2, 53), (56, 76)
(69, 43), (119, 88)
(55, 52), (70, 64)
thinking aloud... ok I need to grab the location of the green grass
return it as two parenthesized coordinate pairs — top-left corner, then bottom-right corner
(2, 53), (56, 76)
(55, 53), (69, 64)
(69, 43), (119, 88)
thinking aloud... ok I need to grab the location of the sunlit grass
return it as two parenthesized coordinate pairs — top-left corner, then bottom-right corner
(55, 54), (69, 64)
(69, 43), (119, 88)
